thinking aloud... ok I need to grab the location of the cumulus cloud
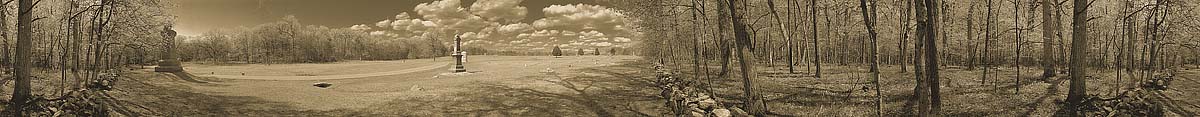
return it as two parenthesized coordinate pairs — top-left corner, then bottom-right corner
(412, 0), (496, 34)
(391, 19), (438, 33)
(532, 4), (635, 37)
(613, 37), (632, 42)
(395, 12), (411, 20)
(369, 31), (388, 36)
(355, 0), (639, 51)
(349, 24), (372, 31)
(591, 42), (613, 47)
(469, 0), (527, 23)
(375, 20), (393, 28)
(414, 0), (470, 21)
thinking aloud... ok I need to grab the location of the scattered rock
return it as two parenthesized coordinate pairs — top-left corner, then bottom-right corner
(690, 111), (705, 117)
(697, 98), (716, 109)
(711, 109), (732, 117)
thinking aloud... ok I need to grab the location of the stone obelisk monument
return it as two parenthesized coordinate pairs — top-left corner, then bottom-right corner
(155, 25), (183, 72)
(450, 35), (466, 72)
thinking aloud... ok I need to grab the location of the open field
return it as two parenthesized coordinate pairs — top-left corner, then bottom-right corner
(61, 55), (1192, 116)
(110, 56), (661, 116)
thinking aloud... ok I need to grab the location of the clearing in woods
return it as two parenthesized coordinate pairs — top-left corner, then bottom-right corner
(112, 56), (1200, 116)
(123, 56), (653, 116)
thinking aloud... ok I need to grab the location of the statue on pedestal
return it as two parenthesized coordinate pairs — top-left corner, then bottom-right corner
(450, 35), (466, 73)
(155, 25), (183, 72)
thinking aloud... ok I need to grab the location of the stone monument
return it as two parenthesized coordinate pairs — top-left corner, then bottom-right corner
(450, 35), (466, 72)
(155, 25), (183, 72)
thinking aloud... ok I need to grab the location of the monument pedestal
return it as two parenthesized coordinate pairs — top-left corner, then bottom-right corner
(155, 59), (183, 72)
(451, 53), (466, 72)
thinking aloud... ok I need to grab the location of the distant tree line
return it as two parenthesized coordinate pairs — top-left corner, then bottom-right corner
(178, 16), (451, 64)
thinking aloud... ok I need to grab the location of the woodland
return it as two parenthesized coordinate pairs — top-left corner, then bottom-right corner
(0, 0), (1195, 116)
(612, 0), (1198, 116)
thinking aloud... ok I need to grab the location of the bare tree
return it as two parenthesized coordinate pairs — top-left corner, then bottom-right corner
(856, 0), (882, 115)
(982, 0), (994, 87)
(1012, 0), (1024, 94)
(915, 0), (942, 115)
(1064, 0), (1091, 115)
(1039, 0), (1060, 79)
(898, 0), (912, 73)
(766, 0), (795, 73)
(810, 0), (822, 79)
(724, 0), (765, 115)
(5, 0), (33, 115)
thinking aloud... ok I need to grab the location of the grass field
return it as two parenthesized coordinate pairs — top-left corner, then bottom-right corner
(67, 56), (1198, 116)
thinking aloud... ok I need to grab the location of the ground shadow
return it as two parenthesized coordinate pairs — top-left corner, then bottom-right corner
(330, 61), (670, 116)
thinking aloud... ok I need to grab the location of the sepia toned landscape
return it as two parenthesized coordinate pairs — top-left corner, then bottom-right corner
(0, 0), (1197, 116)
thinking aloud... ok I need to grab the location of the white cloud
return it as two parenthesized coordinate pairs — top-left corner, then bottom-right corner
(613, 37), (632, 42)
(349, 24), (372, 31)
(498, 23), (533, 34)
(469, 0), (527, 23)
(414, 0), (470, 21)
(369, 31), (388, 36)
(591, 42), (613, 47)
(355, 0), (640, 51)
(395, 12), (411, 20)
(532, 4), (634, 36)
(375, 20), (393, 28)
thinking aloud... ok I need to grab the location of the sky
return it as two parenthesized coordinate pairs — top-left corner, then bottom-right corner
(172, 0), (632, 51)
(173, 0), (606, 36)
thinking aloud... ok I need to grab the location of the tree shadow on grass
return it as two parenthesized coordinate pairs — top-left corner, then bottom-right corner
(112, 71), (324, 116)
(336, 61), (671, 116)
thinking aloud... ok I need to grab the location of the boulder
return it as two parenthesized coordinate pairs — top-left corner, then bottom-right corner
(711, 109), (732, 117)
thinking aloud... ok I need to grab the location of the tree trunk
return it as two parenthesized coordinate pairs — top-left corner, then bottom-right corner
(767, 0), (795, 74)
(966, 2), (977, 70)
(811, 0), (821, 78)
(921, 0), (940, 114)
(982, 0), (994, 87)
(6, 0), (33, 115)
(857, 0), (883, 116)
(1065, 0), (1090, 115)
(1013, 0), (1023, 94)
(724, 0), (766, 115)
(899, 0), (910, 73)
(1040, 0), (1059, 79)
(0, 3), (8, 73)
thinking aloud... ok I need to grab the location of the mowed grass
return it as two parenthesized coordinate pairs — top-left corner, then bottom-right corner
(184, 57), (452, 76)
(11, 58), (1192, 116)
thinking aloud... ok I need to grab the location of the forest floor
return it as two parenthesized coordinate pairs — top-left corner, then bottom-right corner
(6, 56), (1194, 116)
(743, 64), (1200, 116)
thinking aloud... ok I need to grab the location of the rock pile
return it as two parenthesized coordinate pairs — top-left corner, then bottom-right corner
(653, 64), (743, 117)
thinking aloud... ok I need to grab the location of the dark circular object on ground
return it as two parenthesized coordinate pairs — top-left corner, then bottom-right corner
(313, 82), (332, 88)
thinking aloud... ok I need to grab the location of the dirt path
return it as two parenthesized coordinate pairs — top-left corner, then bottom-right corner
(1157, 69), (1200, 116)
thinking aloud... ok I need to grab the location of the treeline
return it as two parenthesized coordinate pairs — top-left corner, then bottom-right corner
(178, 16), (452, 63)
(177, 15), (629, 64)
